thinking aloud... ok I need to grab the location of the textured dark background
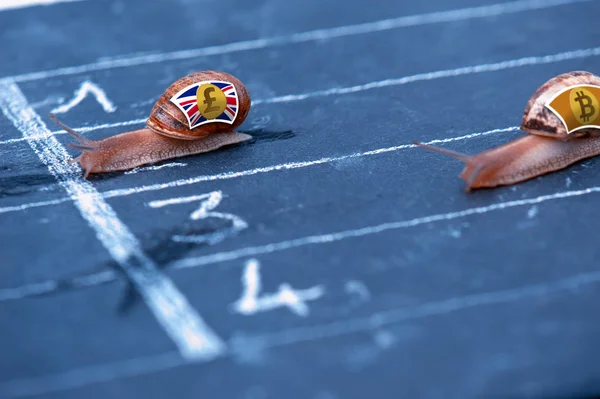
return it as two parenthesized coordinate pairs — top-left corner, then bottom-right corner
(1, 0), (600, 398)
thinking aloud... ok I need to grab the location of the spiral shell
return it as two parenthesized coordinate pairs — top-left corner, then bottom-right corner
(147, 70), (252, 140)
(521, 71), (600, 140)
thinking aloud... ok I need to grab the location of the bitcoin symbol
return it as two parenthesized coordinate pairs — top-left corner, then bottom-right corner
(196, 83), (227, 120)
(569, 88), (599, 125)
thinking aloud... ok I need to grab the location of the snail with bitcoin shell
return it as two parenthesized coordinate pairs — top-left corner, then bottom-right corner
(50, 71), (252, 178)
(415, 71), (600, 191)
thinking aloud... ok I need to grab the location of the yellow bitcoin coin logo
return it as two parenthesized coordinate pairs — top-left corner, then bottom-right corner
(569, 87), (599, 125)
(197, 83), (227, 120)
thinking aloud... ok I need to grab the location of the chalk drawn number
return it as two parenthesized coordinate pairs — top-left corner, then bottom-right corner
(230, 259), (324, 317)
(51, 80), (117, 114)
(148, 191), (248, 245)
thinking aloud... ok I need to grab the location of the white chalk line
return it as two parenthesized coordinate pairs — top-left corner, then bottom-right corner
(0, 81), (226, 361)
(0, 126), (520, 216)
(0, 0), (591, 84)
(0, 0), (81, 11)
(2, 42), (599, 148)
(0, 271), (116, 301)
(253, 46), (600, 105)
(0, 118), (146, 146)
(3, 268), (600, 398)
(148, 192), (217, 208)
(169, 186), (600, 270)
(124, 162), (187, 175)
(0, 197), (71, 214)
(2, 179), (594, 303)
(0, 351), (185, 398)
(101, 126), (520, 198)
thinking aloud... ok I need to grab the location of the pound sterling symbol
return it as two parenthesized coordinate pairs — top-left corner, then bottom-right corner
(202, 87), (219, 114)
(196, 83), (227, 120)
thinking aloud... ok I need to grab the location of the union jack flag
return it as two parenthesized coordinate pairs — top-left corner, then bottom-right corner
(170, 80), (239, 129)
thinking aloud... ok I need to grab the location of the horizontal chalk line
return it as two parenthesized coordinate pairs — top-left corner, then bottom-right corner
(2, 267), (599, 397)
(0, 126), (519, 216)
(101, 126), (520, 199)
(2, 43), (598, 148)
(0, 351), (185, 398)
(0, 197), (72, 214)
(0, 118), (147, 146)
(0, 0), (588, 84)
(253, 46), (600, 105)
(1, 182), (598, 303)
(169, 186), (600, 270)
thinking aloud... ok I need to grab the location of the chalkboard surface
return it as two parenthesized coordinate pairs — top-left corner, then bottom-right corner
(1, 0), (600, 398)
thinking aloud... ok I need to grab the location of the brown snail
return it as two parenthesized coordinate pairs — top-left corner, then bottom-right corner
(415, 71), (600, 191)
(50, 70), (252, 178)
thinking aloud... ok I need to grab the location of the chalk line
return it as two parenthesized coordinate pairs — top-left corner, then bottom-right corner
(0, 271), (116, 301)
(169, 186), (600, 270)
(148, 192), (217, 208)
(0, 0), (81, 11)
(6, 180), (590, 302)
(0, 126), (520, 216)
(2, 41), (599, 148)
(3, 268), (600, 397)
(252, 46), (600, 105)
(0, 197), (71, 214)
(0, 118), (146, 146)
(101, 127), (520, 199)
(1, 171), (595, 304)
(0, 0), (590, 83)
(124, 162), (187, 175)
(0, 81), (226, 360)
(0, 187), (600, 302)
(0, 351), (185, 398)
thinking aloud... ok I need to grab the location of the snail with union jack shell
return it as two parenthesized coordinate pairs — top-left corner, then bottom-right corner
(50, 70), (252, 178)
(415, 71), (600, 191)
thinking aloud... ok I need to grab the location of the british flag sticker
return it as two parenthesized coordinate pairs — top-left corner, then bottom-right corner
(170, 81), (239, 129)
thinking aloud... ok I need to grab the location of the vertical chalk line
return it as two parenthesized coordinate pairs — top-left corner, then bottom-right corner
(0, 81), (225, 360)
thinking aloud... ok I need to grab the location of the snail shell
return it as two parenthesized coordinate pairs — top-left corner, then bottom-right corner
(147, 70), (251, 140)
(415, 71), (600, 190)
(50, 71), (252, 178)
(521, 71), (600, 140)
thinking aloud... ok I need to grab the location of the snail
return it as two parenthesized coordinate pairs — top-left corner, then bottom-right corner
(50, 70), (252, 178)
(415, 71), (600, 191)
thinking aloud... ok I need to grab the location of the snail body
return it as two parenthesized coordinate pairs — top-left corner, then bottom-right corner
(50, 71), (252, 178)
(416, 71), (600, 190)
